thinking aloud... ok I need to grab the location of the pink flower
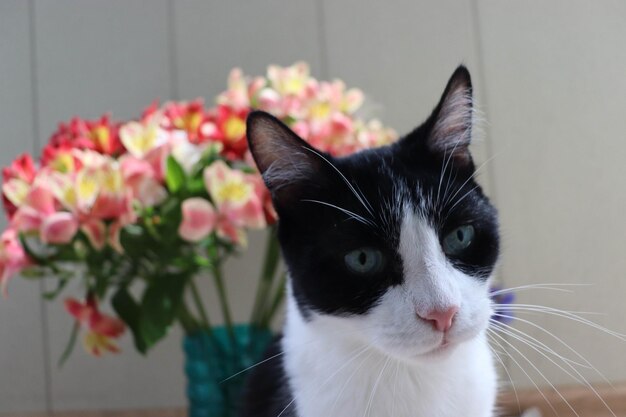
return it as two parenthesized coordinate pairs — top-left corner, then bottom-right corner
(119, 119), (168, 159)
(10, 184), (57, 234)
(0, 229), (30, 296)
(2, 154), (36, 219)
(2, 178), (31, 212)
(161, 99), (209, 144)
(203, 161), (266, 245)
(48, 115), (122, 156)
(41, 212), (78, 244)
(65, 296), (125, 356)
(107, 221), (124, 253)
(2, 154), (36, 184)
(217, 68), (251, 111)
(70, 152), (136, 222)
(267, 61), (311, 97)
(41, 142), (80, 173)
(119, 155), (167, 208)
(81, 219), (106, 250)
(179, 198), (216, 242)
(206, 105), (249, 160)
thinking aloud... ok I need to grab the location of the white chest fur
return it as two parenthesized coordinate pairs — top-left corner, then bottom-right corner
(282, 296), (497, 417)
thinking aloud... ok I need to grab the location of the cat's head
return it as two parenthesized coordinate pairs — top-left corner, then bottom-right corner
(247, 66), (499, 362)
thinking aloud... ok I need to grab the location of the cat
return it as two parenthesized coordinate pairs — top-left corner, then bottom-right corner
(241, 66), (500, 417)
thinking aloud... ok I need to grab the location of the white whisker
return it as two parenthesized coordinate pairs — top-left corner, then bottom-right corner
(496, 304), (626, 340)
(363, 356), (391, 417)
(487, 328), (560, 416)
(489, 328), (581, 417)
(276, 343), (373, 417)
(301, 199), (375, 227)
(391, 359), (400, 417)
(490, 319), (588, 384)
(491, 317), (589, 368)
(493, 312), (614, 387)
(490, 283), (590, 296)
(303, 147), (375, 219)
(447, 184), (480, 214)
(488, 336), (521, 415)
(492, 319), (618, 417)
(329, 349), (376, 416)
(443, 154), (496, 208)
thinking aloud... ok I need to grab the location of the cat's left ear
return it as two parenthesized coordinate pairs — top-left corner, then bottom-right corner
(246, 111), (326, 208)
(417, 66), (475, 166)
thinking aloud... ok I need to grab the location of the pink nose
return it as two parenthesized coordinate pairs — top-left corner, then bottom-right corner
(420, 307), (459, 332)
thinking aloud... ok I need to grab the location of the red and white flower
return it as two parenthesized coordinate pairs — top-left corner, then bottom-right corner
(65, 296), (125, 356)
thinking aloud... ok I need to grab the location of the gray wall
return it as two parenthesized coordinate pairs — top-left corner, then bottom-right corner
(1, 0), (625, 413)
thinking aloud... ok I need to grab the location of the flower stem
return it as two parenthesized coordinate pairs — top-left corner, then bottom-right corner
(260, 272), (287, 328)
(250, 229), (280, 327)
(189, 278), (212, 330)
(58, 321), (79, 367)
(212, 261), (236, 345)
(177, 303), (199, 334)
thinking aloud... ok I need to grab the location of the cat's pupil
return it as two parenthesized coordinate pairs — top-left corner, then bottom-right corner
(358, 252), (367, 265)
(457, 229), (464, 241)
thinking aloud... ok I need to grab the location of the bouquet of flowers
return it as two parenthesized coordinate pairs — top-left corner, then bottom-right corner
(0, 62), (397, 362)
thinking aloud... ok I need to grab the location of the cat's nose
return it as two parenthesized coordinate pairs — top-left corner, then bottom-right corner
(420, 307), (459, 332)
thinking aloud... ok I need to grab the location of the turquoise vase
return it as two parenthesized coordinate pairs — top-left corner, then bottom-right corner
(184, 325), (273, 417)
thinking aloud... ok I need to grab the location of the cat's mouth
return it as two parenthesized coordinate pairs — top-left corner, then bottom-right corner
(420, 335), (458, 357)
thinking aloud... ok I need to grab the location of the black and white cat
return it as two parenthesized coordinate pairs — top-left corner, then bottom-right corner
(242, 66), (500, 417)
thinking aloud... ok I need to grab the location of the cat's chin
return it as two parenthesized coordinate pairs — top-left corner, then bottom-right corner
(418, 340), (460, 360)
(385, 330), (481, 364)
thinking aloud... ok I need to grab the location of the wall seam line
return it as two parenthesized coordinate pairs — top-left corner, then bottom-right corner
(27, 0), (53, 412)
(315, 0), (329, 79)
(167, 0), (179, 101)
(468, 0), (497, 203)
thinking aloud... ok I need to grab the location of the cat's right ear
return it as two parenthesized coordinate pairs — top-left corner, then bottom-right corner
(246, 111), (324, 206)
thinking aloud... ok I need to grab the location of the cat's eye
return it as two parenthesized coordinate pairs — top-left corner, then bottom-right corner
(344, 248), (385, 275)
(442, 225), (475, 256)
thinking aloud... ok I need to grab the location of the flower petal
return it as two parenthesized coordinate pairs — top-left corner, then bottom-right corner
(41, 212), (78, 244)
(81, 219), (107, 250)
(178, 198), (216, 242)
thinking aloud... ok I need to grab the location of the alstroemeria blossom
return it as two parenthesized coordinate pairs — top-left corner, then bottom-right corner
(204, 161), (265, 228)
(65, 297), (125, 356)
(203, 160), (266, 245)
(11, 184), (57, 235)
(81, 219), (107, 250)
(179, 198), (216, 242)
(0, 229), (30, 296)
(41, 212), (78, 244)
(119, 118), (168, 159)
(48, 115), (122, 156)
(267, 61), (311, 97)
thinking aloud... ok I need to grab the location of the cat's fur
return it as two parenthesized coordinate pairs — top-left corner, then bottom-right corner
(242, 66), (500, 417)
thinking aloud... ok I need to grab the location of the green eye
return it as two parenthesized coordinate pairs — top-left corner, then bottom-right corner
(443, 225), (475, 256)
(344, 248), (384, 275)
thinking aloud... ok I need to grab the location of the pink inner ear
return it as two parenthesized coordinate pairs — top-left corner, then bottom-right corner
(429, 85), (473, 162)
(247, 111), (320, 193)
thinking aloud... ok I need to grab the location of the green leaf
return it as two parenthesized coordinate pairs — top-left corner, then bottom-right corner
(20, 266), (47, 279)
(165, 155), (186, 193)
(137, 272), (189, 351)
(112, 288), (147, 354)
(187, 177), (206, 194)
(43, 278), (70, 300)
(119, 224), (146, 258)
(18, 234), (52, 264)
